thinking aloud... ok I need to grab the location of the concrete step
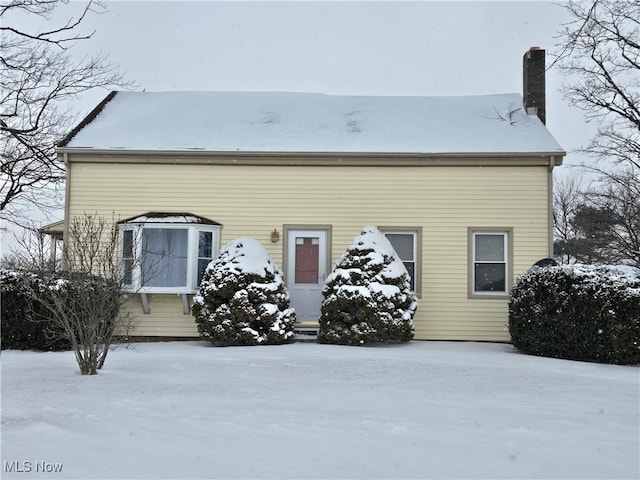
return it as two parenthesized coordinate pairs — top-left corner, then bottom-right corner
(294, 331), (318, 343)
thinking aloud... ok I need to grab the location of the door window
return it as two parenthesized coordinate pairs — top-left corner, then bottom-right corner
(295, 237), (320, 283)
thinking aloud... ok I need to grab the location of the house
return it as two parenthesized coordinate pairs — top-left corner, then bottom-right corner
(56, 47), (565, 341)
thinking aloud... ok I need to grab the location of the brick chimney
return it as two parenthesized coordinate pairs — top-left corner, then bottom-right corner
(523, 47), (546, 124)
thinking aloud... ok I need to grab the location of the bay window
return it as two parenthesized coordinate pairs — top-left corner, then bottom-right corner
(118, 213), (220, 293)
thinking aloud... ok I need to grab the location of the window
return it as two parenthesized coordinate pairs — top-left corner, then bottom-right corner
(470, 229), (511, 297)
(118, 213), (221, 293)
(379, 227), (421, 294)
(295, 237), (320, 284)
(122, 229), (134, 285)
(197, 231), (214, 286)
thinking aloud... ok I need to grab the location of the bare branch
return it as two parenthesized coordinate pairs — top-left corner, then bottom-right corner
(0, 0), (132, 224)
(553, 0), (640, 160)
(19, 214), (137, 375)
(552, 1), (639, 267)
(555, 165), (640, 267)
(0, 0), (97, 48)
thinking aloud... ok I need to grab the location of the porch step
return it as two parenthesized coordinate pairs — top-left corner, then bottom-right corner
(294, 332), (318, 343)
(294, 321), (318, 332)
(294, 321), (318, 342)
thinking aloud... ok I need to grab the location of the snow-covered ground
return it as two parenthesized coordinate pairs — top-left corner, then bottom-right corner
(2, 341), (638, 479)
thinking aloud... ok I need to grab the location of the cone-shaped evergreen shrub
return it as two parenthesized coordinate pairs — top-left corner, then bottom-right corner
(193, 237), (296, 346)
(319, 226), (417, 345)
(509, 265), (640, 365)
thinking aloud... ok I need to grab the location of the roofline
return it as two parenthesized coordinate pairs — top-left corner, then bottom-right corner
(58, 149), (565, 166)
(57, 91), (119, 147)
(39, 220), (64, 237)
(117, 212), (221, 225)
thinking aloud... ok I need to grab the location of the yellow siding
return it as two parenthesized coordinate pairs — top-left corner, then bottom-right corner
(67, 159), (551, 341)
(120, 295), (198, 337)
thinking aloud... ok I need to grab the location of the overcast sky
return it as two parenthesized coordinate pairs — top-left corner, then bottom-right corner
(2, 0), (595, 253)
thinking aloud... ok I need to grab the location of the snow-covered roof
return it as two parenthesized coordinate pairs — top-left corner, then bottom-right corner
(39, 220), (65, 235)
(60, 91), (565, 155)
(118, 212), (221, 225)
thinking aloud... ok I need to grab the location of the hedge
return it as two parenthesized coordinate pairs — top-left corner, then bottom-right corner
(509, 265), (639, 365)
(1, 270), (71, 351)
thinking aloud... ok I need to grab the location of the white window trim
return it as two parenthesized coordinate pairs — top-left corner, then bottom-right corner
(118, 223), (220, 294)
(379, 226), (422, 297)
(469, 228), (512, 298)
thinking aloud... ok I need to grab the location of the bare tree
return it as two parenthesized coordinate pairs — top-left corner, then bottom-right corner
(553, 0), (639, 171)
(28, 214), (135, 375)
(32, 271), (121, 374)
(552, 0), (639, 266)
(63, 213), (119, 278)
(553, 175), (586, 264)
(587, 168), (640, 267)
(553, 170), (640, 267)
(0, 0), (129, 224)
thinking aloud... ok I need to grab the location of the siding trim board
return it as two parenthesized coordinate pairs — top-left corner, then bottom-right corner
(547, 163), (555, 256)
(61, 153), (71, 270)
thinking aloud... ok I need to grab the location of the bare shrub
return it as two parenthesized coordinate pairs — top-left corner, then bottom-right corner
(26, 214), (135, 374)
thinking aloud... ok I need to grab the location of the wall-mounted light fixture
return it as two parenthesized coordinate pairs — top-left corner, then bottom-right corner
(271, 228), (280, 243)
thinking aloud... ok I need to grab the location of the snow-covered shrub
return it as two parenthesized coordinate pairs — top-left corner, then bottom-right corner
(319, 226), (417, 345)
(192, 237), (296, 346)
(0, 269), (71, 351)
(509, 265), (640, 365)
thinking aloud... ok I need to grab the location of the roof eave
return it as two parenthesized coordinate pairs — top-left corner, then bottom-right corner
(39, 220), (65, 237)
(118, 212), (221, 225)
(57, 147), (566, 158)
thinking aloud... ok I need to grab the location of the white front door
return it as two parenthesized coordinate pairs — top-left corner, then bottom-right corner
(286, 229), (328, 321)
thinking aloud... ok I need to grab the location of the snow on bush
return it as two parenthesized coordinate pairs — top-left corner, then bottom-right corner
(509, 264), (640, 365)
(319, 226), (417, 345)
(192, 237), (296, 346)
(0, 269), (71, 351)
